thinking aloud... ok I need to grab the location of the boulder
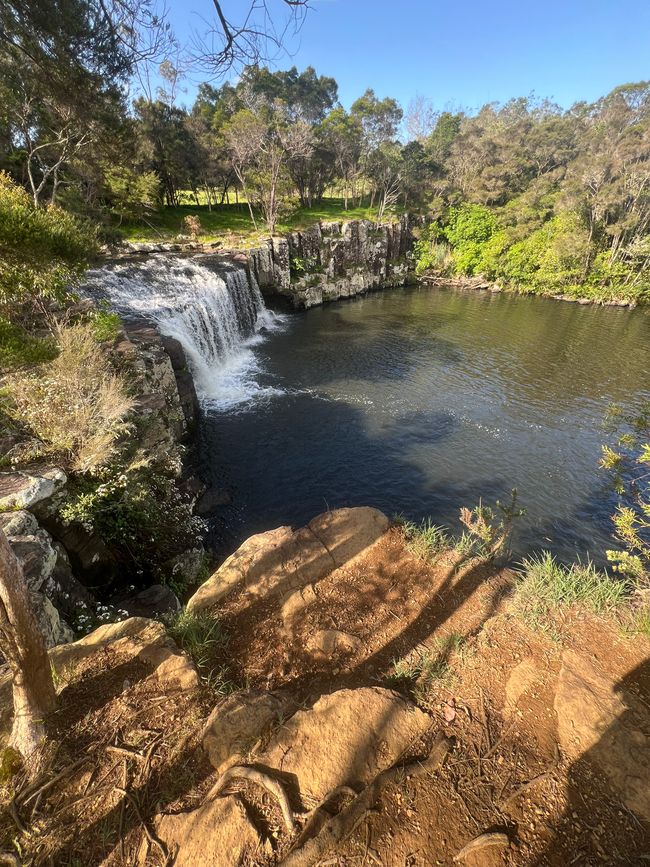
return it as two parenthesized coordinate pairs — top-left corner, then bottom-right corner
(49, 617), (199, 692)
(0, 467), (66, 510)
(187, 507), (389, 613)
(9, 530), (58, 592)
(260, 687), (431, 801)
(153, 795), (261, 867)
(31, 592), (74, 647)
(281, 583), (317, 631)
(555, 651), (650, 821)
(308, 507), (390, 568)
(202, 688), (288, 775)
(0, 509), (38, 536)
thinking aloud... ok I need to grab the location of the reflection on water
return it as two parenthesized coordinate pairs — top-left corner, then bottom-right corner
(199, 285), (650, 566)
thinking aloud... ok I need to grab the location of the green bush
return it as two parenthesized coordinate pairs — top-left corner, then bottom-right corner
(444, 203), (498, 275)
(0, 316), (57, 370)
(59, 458), (205, 585)
(92, 310), (122, 343)
(0, 172), (97, 318)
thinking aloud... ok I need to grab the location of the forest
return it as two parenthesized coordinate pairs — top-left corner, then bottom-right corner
(2, 1), (650, 306)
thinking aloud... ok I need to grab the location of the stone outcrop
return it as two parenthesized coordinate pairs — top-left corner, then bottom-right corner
(248, 215), (418, 308)
(187, 506), (390, 612)
(0, 323), (202, 647)
(202, 688), (290, 775)
(555, 650), (650, 822)
(0, 468), (66, 511)
(259, 687), (431, 800)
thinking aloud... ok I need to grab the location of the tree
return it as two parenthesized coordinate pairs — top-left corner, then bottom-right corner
(0, 0), (171, 206)
(368, 141), (403, 220)
(405, 94), (438, 142)
(0, 528), (56, 767)
(601, 401), (650, 585)
(225, 103), (311, 233)
(198, 1), (310, 74)
(320, 107), (362, 209)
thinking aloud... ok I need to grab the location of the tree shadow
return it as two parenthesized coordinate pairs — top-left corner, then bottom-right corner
(531, 658), (650, 865)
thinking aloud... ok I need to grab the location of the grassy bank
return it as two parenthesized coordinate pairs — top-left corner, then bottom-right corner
(117, 198), (393, 244)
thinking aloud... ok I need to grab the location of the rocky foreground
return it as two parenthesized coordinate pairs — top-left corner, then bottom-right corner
(1, 507), (649, 865)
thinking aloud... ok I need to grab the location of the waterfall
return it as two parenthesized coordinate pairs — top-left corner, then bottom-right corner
(83, 255), (284, 408)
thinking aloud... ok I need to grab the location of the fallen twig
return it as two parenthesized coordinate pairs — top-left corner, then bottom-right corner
(115, 786), (171, 867)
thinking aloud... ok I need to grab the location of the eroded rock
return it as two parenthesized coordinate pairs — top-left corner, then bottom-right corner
(202, 688), (288, 775)
(188, 507), (389, 613)
(306, 629), (361, 659)
(153, 795), (261, 867)
(261, 687), (431, 800)
(555, 650), (650, 821)
(49, 617), (199, 692)
(0, 467), (66, 510)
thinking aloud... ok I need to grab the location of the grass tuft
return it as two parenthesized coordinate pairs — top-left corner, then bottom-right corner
(513, 551), (630, 631)
(168, 609), (236, 696)
(403, 517), (449, 561)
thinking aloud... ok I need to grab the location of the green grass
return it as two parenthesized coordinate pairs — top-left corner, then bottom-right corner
(116, 197), (399, 244)
(91, 310), (122, 343)
(402, 517), (450, 561)
(0, 317), (57, 370)
(513, 551), (630, 631)
(167, 609), (236, 695)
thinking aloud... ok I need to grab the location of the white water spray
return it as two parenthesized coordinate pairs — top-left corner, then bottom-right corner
(83, 256), (285, 408)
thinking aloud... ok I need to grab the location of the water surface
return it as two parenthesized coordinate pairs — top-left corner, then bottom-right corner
(199, 285), (649, 565)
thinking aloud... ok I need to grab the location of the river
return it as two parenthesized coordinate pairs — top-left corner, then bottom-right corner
(198, 284), (649, 565)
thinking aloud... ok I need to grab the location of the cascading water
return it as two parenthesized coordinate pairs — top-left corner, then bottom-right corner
(83, 255), (285, 408)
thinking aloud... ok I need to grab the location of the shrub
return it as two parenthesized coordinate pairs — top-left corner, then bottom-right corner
(600, 401), (650, 585)
(0, 316), (57, 370)
(59, 457), (205, 585)
(6, 322), (133, 472)
(92, 310), (122, 343)
(181, 214), (202, 240)
(0, 172), (96, 319)
(459, 489), (524, 558)
(414, 223), (453, 276)
(444, 203), (498, 275)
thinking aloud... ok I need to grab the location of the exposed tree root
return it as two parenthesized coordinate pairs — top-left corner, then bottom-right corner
(280, 731), (451, 866)
(207, 765), (298, 835)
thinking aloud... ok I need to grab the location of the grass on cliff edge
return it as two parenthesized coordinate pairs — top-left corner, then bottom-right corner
(117, 197), (399, 244)
(513, 551), (630, 633)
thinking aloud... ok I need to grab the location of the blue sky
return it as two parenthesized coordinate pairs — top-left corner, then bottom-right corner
(165, 0), (650, 113)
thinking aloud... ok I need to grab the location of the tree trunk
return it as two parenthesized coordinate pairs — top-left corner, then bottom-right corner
(0, 529), (56, 768)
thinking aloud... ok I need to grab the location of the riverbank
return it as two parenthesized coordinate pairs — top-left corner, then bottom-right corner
(419, 273), (641, 308)
(2, 508), (648, 864)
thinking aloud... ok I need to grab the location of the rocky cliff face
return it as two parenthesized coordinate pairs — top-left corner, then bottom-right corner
(248, 215), (418, 308)
(0, 328), (201, 646)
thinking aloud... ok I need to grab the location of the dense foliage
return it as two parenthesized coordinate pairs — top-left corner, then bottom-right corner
(413, 86), (650, 302)
(0, 173), (96, 320)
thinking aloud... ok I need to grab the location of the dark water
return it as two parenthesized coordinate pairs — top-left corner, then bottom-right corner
(199, 285), (649, 566)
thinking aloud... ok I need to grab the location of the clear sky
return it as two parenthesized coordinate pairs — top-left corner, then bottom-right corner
(166, 0), (650, 113)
